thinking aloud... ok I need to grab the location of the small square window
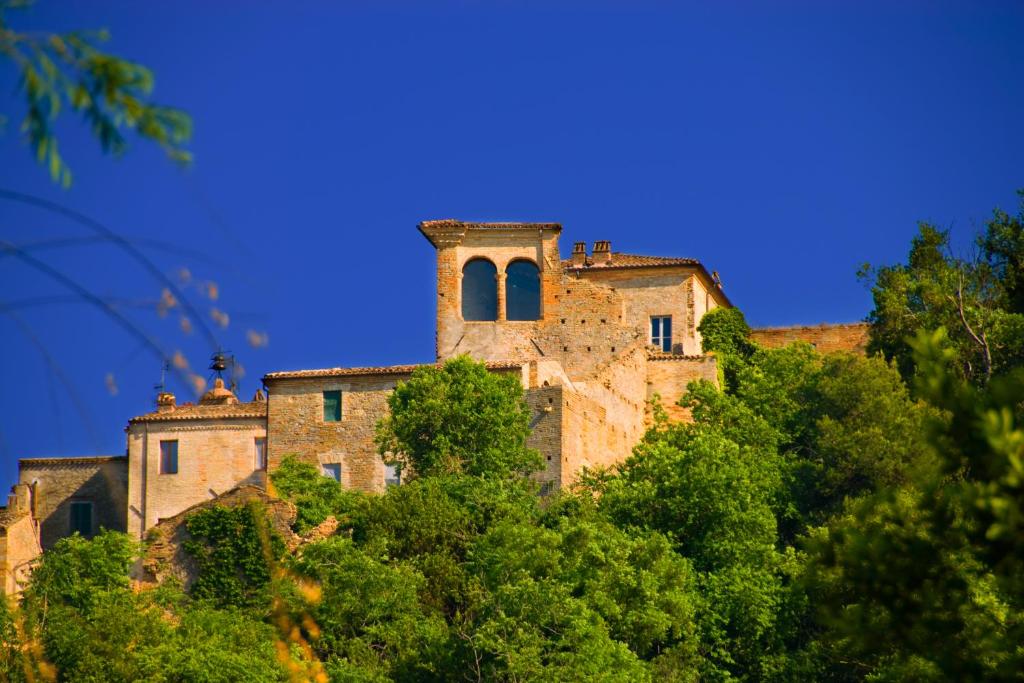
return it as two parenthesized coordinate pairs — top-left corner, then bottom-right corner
(322, 463), (342, 482)
(323, 391), (342, 422)
(160, 440), (178, 475)
(254, 437), (267, 471)
(69, 501), (92, 537)
(384, 463), (401, 488)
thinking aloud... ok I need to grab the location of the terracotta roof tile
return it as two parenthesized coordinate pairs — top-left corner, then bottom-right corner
(264, 360), (524, 382)
(129, 402), (267, 424)
(646, 351), (707, 361)
(563, 253), (700, 270)
(419, 219), (562, 232)
(20, 455), (126, 467)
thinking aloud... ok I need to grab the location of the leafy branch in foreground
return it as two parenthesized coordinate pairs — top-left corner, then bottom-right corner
(0, 0), (191, 186)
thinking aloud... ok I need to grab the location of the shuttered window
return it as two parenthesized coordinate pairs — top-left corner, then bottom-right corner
(70, 501), (92, 537)
(323, 391), (342, 422)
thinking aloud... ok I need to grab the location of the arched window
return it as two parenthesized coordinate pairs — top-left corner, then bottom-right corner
(505, 260), (540, 321)
(462, 258), (498, 321)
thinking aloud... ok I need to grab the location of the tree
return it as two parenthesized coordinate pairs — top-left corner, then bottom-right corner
(0, 0), (191, 186)
(978, 190), (1024, 314)
(861, 200), (1024, 385)
(375, 356), (541, 480)
(804, 328), (1024, 680)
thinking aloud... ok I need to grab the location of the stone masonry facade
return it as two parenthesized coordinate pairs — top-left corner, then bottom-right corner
(1, 218), (868, 591)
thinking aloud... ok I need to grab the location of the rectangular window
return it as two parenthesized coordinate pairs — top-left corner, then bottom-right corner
(323, 390), (342, 422)
(69, 501), (93, 537)
(254, 437), (267, 471)
(651, 316), (673, 353)
(384, 463), (401, 488)
(322, 463), (342, 482)
(159, 440), (179, 475)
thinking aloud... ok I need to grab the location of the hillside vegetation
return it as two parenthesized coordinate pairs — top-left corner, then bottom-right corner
(3, 196), (1023, 682)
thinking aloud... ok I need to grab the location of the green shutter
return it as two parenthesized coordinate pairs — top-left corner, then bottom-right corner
(70, 502), (92, 536)
(323, 391), (341, 422)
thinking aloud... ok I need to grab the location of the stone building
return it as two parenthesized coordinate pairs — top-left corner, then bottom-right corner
(126, 378), (267, 538)
(262, 221), (728, 491)
(18, 455), (128, 549)
(1, 218), (868, 591)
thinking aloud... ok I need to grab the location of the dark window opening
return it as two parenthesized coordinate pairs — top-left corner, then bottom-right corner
(505, 260), (540, 321)
(70, 501), (92, 537)
(323, 463), (342, 482)
(462, 258), (498, 321)
(160, 440), (178, 474)
(323, 390), (341, 422)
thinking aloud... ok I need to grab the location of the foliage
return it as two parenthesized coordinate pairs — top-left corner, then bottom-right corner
(270, 455), (367, 534)
(22, 529), (137, 615)
(698, 306), (756, 359)
(0, 0), (191, 186)
(375, 355), (541, 479)
(182, 503), (285, 610)
(862, 195), (1024, 385)
(804, 328), (1024, 680)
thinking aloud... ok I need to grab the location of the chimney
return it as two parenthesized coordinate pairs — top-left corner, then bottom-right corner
(593, 240), (612, 264)
(156, 391), (176, 413)
(571, 241), (587, 267)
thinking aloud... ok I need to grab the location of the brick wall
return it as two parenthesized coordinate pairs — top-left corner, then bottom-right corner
(646, 354), (719, 423)
(266, 373), (401, 492)
(127, 419), (265, 538)
(0, 484), (42, 594)
(19, 456), (128, 549)
(750, 322), (869, 354)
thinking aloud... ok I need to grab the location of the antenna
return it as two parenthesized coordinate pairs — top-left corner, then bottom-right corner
(154, 360), (169, 393)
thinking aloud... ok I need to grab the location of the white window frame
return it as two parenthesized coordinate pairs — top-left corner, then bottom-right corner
(651, 315), (673, 352)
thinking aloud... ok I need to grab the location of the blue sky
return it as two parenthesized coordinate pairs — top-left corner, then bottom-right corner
(0, 1), (1021, 487)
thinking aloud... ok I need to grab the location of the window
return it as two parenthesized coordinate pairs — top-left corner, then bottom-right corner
(323, 390), (341, 422)
(159, 440), (178, 474)
(384, 463), (401, 488)
(69, 501), (92, 536)
(505, 260), (541, 320)
(322, 463), (342, 482)
(651, 316), (672, 352)
(462, 258), (498, 321)
(254, 437), (267, 471)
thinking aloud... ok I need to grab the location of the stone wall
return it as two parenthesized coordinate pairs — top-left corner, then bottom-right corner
(524, 385), (564, 487)
(646, 354), (720, 423)
(266, 373), (403, 492)
(750, 322), (869, 354)
(0, 484), (42, 594)
(19, 456), (128, 549)
(569, 269), (706, 355)
(127, 419), (266, 538)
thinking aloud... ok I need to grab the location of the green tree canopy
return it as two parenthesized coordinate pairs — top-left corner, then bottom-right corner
(375, 356), (541, 480)
(862, 196), (1024, 385)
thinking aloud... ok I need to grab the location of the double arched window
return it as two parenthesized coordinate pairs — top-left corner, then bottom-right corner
(460, 258), (540, 321)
